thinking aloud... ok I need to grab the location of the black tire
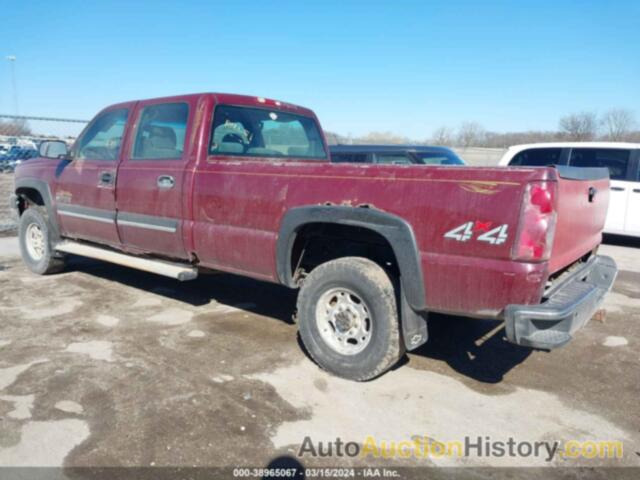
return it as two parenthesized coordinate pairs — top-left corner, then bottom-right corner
(19, 207), (65, 275)
(297, 257), (404, 381)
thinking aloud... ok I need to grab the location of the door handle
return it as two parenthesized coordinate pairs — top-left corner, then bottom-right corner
(157, 175), (175, 189)
(633, 189), (640, 193)
(99, 171), (114, 185)
(610, 186), (625, 192)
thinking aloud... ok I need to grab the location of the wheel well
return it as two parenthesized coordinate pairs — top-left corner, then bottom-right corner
(15, 187), (45, 214)
(289, 222), (399, 285)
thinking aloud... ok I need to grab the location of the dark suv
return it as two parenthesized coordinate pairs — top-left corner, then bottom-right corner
(330, 145), (465, 166)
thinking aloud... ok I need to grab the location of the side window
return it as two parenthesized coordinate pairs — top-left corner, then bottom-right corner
(509, 148), (562, 167)
(375, 154), (412, 165)
(76, 109), (128, 161)
(133, 103), (189, 160)
(569, 148), (631, 180)
(331, 153), (369, 163)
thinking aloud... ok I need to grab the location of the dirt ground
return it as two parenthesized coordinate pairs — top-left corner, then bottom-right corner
(1, 176), (639, 477)
(0, 232), (639, 478)
(0, 173), (17, 235)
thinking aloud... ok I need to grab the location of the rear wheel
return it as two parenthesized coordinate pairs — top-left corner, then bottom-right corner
(297, 257), (403, 381)
(19, 207), (65, 275)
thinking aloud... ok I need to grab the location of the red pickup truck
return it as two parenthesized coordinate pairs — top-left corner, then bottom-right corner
(11, 93), (617, 380)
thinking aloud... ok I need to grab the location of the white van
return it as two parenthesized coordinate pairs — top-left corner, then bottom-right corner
(499, 142), (640, 238)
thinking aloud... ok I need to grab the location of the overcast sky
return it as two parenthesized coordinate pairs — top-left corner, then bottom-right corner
(2, 0), (639, 138)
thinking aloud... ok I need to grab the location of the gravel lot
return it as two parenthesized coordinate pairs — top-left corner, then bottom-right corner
(0, 174), (17, 236)
(0, 175), (639, 477)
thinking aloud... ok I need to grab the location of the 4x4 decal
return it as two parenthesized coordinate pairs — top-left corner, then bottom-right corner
(444, 221), (509, 245)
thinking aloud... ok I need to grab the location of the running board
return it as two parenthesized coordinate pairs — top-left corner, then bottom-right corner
(55, 241), (198, 281)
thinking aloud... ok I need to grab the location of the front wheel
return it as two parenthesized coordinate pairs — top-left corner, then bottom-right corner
(296, 257), (403, 381)
(19, 207), (65, 275)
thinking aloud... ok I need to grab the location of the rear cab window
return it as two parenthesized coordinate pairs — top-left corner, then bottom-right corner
(509, 148), (563, 167)
(210, 105), (326, 160)
(569, 148), (631, 180)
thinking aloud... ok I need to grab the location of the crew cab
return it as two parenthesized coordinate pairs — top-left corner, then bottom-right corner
(499, 142), (640, 238)
(11, 93), (617, 380)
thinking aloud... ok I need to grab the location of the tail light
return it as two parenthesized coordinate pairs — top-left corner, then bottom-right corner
(513, 181), (557, 262)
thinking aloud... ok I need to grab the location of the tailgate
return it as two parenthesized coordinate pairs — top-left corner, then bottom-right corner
(549, 166), (610, 273)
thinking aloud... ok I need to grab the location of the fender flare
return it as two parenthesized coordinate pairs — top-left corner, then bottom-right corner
(276, 205), (427, 312)
(14, 177), (61, 241)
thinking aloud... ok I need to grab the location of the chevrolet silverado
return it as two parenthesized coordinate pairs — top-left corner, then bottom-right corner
(11, 93), (617, 380)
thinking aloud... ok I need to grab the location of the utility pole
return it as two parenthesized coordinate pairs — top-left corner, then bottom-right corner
(6, 55), (18, 115)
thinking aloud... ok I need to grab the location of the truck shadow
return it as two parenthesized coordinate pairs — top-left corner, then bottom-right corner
(66, 256), (531, 383)
(65, 255), (299, 324)
(408, 313), (532, 383)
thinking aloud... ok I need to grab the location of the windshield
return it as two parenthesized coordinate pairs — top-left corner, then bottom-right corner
(413, 150), (465, 165)
(210, 105), (326, 159)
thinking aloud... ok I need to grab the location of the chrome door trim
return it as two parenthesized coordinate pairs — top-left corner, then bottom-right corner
(116, 212), (178, 233)
(57, 205), (116, 224)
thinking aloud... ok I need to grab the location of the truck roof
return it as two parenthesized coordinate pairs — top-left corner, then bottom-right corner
(105, 93), (318, 118)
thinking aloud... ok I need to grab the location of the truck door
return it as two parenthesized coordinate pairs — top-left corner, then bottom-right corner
(624, 151), (640, 235)
(115, 98), (194, 259)
(569, 147), (633, 235)
(54, 105), (132, 247)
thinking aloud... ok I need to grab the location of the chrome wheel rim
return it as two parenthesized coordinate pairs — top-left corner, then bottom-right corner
(315, 287), (372, 355)
(25, 223), (45, 261)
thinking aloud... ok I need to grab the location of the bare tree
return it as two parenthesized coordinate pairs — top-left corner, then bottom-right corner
(558, 112), (598, 141)
(431, 126), (454, 146)
(0, 120), (31, 136)
(327, 109), (636, 148)
(482, 130), (561, 148)
(456, 122), (486, 149)
(627, 130), (640, 142)
(601, 108), (636, 141)
(324, 131), (349, 145)
(356, 131), (410, 145)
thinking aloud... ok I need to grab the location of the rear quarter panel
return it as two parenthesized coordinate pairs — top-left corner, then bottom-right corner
(192, 160), (551, 315)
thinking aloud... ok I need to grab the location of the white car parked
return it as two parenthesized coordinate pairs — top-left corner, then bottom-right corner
(499, 142), (640, 238)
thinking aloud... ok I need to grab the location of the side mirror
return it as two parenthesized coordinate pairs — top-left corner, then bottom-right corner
(39, 140), (69, 159)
